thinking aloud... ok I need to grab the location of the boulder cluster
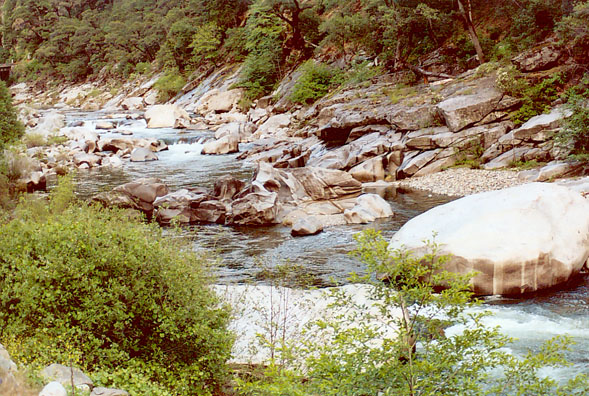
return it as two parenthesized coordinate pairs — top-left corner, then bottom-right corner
(93, 163), (394, 235)
(0, 345), (127, 396)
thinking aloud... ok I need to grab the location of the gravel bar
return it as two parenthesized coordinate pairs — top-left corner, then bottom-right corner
(394, 168), (527, 197)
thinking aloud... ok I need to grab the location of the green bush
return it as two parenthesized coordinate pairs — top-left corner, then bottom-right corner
(0, 177), (233, 395)
(236, 1), (286, 101)
(558, 73), (589, 160)
(154, 71), (187, 102)
(135, 62), (151, 75)
(237, 230), (589, 396)
(289, 61), (341, 105)
(0, 81), (24, 151)
(510, 73), (565, 126)
(557, 1), (589, 65)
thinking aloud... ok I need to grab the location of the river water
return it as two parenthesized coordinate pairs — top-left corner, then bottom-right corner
(64, 110), (589, 378)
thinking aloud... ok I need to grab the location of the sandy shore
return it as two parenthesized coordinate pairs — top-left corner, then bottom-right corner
(393, 168), (527, 197)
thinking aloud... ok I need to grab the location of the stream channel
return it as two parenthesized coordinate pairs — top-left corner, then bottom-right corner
(63, 110), (589, 379)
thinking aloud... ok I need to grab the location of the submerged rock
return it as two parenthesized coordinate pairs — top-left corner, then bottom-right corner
(389, 183), (589, 296)
(291, 216), (324, 236)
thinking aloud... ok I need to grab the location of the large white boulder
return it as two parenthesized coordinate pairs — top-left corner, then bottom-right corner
(389, 183), (589, 296)
(144, 104), (190, 128)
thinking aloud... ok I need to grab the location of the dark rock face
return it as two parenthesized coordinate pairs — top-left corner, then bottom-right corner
(511, 44), (563, 72)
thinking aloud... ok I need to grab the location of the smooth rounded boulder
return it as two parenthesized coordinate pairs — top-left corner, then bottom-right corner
(144, 104), (190, 128)
(389, 183), (589, 296)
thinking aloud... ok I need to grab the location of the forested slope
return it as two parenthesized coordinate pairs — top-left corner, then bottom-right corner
(1, 0), (587, 97)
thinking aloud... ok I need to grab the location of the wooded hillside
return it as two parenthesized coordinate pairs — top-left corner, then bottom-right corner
(0, 0), (587, 97)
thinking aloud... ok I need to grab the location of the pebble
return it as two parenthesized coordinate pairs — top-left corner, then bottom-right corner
(394, 168), (527, 197)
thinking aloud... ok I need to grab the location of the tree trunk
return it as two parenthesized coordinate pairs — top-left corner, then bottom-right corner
(457, 0), (485, 65)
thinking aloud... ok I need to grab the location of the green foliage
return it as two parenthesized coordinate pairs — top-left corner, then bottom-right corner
(507, 0), (563, 50)
(237, 230), (589, 396)
(0, 177), (233, 395)
(289, 61), (341, 105)
(343, 60), (382, 86)
(190, 22), (223, 66)
(558, 73), (589, 159)
(509, 159), (546, 170)
(0, 81), (25, 151)
(135, 62), (151, 75)
(237, 0), (286, 101)
(154, 71), (186, 102)
(556, 1), (589, 65)
(510, 73), (565, 126)
(495, 65), (529, 97)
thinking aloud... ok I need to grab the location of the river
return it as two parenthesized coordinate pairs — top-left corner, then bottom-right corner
(62, 110), (589, 379)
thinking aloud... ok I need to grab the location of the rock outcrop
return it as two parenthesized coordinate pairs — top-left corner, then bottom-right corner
(389, 183), (589, 296)
(144, 104), (190, 128)
(92, 178), (169, 215)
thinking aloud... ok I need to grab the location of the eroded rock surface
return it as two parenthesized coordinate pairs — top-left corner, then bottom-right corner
(389, 183), (589, 296)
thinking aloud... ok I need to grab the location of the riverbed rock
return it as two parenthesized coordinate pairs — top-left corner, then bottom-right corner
(196, 89), (243, 114)
(253, 114), (292, 139)
(0, 344), (17, 395)
(202, 134), (239, 154)
(213, 175), (246, 201)
(90, 387), (129, 396)
(436, 88), (503, 132)
(74, 152), (102, 167)
(19, 171), (47, 192)
(93, 178), (169, 214)
(344, 193), (394, 224)
(145, 104), (190, 128)
(121, 97), (144, 111)
(95, 121), (116, 130)
(40, 364), (93, 392)
(130, 147), (158, 162)
(349, 156), (386, 182)
(101, 155), (123, 168)
(38, 381), (67, 396)
(228, 189), (279, 225)
(291, 216), (324, 236)
(389, 183), (589, 296)
(29, 111), (66, 136)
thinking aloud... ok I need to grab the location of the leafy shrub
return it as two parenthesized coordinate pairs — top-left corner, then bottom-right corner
(510, 73), (565, 126)
(237, 230), (589, 395)
(0, 81), (24, 150)
(22, 133), (47, 148)
(190, 22), (223, 66)
(134, 62), (151, 75)
(556, 1), (589, 65)
(343, 61), (382, 86)
(0, 177), (233, 395)
(237, 1), (285, 101)
(558, 73), (589, 160)
(154, 71), (187, 102)
(495, 65), (528, 97)
(508, 0), (563, 50)
(289, 61), (341, 105)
